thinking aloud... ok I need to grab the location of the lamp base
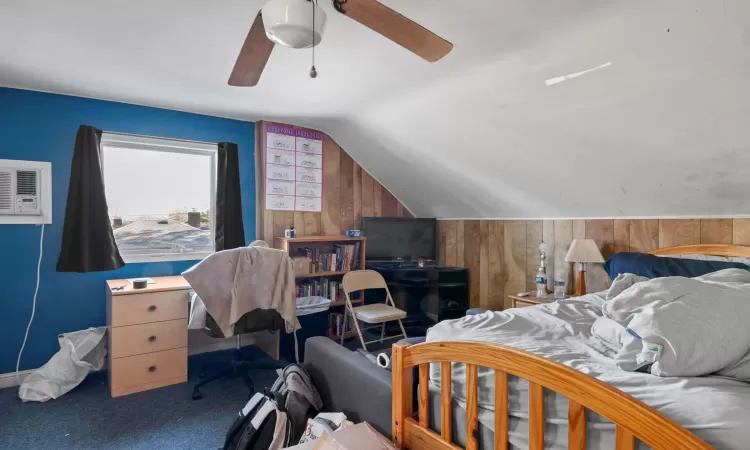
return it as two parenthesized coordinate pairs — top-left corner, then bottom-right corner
(575, 269), (586, 297)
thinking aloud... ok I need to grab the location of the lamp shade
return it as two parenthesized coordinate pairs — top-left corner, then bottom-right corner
(565, 239), (604, 263)
(262, 0), (327, 49)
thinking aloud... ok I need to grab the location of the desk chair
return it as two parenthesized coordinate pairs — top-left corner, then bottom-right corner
(342, 270), (407, 352)
(191, 308), (285, 400)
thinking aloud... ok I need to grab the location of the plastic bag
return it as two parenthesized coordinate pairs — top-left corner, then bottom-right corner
(296, 296), (332, 317)
(19, 326), (107, 402)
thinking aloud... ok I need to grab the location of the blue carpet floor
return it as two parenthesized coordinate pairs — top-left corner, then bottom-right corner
(0, 347), (282, 450)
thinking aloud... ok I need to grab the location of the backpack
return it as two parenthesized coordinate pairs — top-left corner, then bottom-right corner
(223, 363), (323, 450)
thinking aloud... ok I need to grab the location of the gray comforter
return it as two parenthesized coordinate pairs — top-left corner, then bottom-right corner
(426, 288), (750, 449)
(600, 269), (750, 379)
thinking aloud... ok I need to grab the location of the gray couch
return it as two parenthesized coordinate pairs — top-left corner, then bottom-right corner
(303, 336), (495, 448)
(302, 309), (490, 435)
(303, 336), (394, 436)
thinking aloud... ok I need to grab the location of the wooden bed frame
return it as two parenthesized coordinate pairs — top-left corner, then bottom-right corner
(391, 244), (749, 450)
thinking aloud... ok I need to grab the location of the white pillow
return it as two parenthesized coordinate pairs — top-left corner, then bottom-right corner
(718, 351), (750, 381)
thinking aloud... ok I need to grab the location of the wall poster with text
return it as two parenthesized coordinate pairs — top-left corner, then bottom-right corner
(265, 123), (324, 212)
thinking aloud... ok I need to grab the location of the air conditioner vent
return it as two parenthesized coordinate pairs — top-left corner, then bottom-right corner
(0, 172), (11, 210)
(16, 170), (37, 196)
(0, 160), (50, 222)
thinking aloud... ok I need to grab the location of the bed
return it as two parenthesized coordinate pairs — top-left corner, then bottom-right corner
(391, 244), (750, 450)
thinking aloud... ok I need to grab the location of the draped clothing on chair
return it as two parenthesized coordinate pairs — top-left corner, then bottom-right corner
(183, 246), (298, 337)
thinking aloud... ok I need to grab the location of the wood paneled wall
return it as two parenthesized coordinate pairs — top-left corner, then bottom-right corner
(438, 218), (750, 310)
(256, 121), (411, 243)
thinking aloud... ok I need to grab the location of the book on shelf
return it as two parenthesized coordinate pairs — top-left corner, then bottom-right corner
(297, 242), (361, 274)
(328, 311), (355, 338)
(332, 242), (361, 271)
(296, 278), (345, 303)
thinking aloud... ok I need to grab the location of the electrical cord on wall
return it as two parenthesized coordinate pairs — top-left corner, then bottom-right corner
(16, 223), (44, 386)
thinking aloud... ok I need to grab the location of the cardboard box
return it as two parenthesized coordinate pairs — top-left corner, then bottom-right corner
(293, 256), (311, 276)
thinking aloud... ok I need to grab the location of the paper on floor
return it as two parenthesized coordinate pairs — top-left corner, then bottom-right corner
(285, 422), (395, 450)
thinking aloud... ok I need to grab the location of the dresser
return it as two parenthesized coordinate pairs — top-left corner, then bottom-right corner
(106, 276), (191, 397)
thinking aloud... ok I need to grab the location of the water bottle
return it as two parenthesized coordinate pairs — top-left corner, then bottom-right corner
(554, 272), (566, 299)
(535, 267), (547, 298)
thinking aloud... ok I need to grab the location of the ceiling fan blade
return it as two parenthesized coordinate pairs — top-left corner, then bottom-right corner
(228, 12), (274, 87)
(336, 0), (452, 62)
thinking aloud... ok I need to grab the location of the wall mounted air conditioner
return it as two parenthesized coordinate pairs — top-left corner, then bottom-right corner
(0, 160), (51, 224)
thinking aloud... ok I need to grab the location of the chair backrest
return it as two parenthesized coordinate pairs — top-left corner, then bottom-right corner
(342, 270), (388, 294)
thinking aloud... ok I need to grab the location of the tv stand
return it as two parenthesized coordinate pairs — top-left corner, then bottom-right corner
(366, 262), (468, 332)
(367, 259), (439, 270)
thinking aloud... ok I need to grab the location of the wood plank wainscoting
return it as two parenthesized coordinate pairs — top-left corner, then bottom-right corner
(255, 121), (411, 242)
(438, 218), (750, 310)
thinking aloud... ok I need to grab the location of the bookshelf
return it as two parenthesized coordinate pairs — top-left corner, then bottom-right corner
(297, 270), (349, 278)
(275, 236), (366, 276)
(275, 235), (367, 341)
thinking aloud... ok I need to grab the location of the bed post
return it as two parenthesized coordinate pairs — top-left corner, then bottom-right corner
(392, 342), (412, 449)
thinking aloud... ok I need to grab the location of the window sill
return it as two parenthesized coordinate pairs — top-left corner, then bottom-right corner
(121, 252), (213, 264)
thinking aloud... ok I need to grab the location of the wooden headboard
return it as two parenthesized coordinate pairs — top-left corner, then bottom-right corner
(649, 244), (750, 258)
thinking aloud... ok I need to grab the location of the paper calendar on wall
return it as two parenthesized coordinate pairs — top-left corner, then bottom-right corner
(265, 123), (324, 212)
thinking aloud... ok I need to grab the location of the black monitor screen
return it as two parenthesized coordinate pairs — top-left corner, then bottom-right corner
(361, 217), (436, 261)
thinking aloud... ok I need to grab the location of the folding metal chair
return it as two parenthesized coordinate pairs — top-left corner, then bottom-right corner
(341, 270), (407, 352)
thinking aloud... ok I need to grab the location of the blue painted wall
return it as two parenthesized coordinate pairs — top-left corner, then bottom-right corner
(0, 88), (255, 373)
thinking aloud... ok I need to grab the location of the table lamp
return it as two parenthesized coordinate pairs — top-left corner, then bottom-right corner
(564, 239), (605, 296)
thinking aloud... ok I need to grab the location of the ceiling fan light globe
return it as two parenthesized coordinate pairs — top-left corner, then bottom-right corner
(266, 26), (324, 49)
(261, 0), (327, 49)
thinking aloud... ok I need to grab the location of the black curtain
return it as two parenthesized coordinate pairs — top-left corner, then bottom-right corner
(215, 142), (246, 251)
(57, 126), (125, 272)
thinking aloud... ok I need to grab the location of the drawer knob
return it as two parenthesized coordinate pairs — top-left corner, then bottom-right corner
(148, 305), (157, 312)
(148, 336), (156, 343)
(148, 365), (157, 373)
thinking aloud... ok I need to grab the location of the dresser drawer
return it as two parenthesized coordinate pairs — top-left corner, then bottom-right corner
(110, 319), (187, 358)
(109, 347), (187, 397)
(514, 299), (539, 308)
(110, 290), (188, 327)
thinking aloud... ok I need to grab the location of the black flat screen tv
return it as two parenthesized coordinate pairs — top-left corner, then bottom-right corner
(361, 217), (437, 261)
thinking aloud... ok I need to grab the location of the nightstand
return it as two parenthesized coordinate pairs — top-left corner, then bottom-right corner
(507, 293), (563, 309)
(106, 276), (191, 397)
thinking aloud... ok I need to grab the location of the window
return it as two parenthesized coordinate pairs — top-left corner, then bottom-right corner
(101, 133), (217, 263)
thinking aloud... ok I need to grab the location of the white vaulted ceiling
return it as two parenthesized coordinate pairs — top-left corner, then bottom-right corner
(2, 0), (750, 218)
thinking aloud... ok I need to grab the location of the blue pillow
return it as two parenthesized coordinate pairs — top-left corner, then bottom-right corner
(603, 252), (750, 280)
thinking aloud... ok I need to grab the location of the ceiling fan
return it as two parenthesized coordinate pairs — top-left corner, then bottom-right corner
(228, 0), (453, 87)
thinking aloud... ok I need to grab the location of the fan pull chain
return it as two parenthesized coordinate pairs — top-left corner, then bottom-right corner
(310, 0), (318, 78)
